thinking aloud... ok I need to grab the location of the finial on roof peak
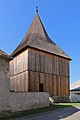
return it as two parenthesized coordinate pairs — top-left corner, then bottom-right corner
(36, 6), (38, 14)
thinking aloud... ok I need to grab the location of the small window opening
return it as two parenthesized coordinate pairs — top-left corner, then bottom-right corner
(39, 84), (44, 92)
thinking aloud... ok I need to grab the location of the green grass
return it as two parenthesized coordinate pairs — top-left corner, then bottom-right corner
(59, 102), (80, 106)
(0, 103), (80, 120)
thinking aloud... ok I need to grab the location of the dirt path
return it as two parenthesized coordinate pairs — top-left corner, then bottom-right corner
(14, 106), (80, 120)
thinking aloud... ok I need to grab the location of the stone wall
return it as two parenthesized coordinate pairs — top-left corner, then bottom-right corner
(9, 92), (49, 112)
(52, 96), (70, 103)
(0, 91), (49, 112)
(70, 91), (80, 102)
(0, 57), (49, 113)
(0, 57), (11, 111)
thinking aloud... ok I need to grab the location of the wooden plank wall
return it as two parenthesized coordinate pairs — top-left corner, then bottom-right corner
(10, 47), (70, 96)
(10, 71), (28, 92)
(28, 48), (70, 96)
(28, 48), (69, 76)
(10, 49), (28, 76)
(28, 71), (70, 96)
(10, 50), (28, 92)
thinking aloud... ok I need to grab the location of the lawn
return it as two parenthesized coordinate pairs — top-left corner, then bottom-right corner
(0, 103), (80, 120)
(59, 102), (80, 107)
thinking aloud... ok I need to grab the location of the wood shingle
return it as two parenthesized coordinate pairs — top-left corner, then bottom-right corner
(11, 12), (71, 60)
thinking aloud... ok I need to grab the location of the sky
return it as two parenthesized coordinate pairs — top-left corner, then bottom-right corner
(0, 0), (80, 84)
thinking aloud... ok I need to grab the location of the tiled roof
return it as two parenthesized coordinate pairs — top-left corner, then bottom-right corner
(71, 87), (80, 91)
(0, 49), (12, 60)
(70, 80), (80, 90)
(11, 12), (71, 60)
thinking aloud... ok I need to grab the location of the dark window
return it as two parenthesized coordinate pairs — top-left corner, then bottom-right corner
(39, 84), (44, 92)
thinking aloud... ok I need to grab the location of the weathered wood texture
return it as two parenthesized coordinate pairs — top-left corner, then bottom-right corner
(28, 48), (69, 76)
(28, 48), (70, 96)
(10, 50), (28, 92)
(10, 50), (28, 76)
(10, 48), (70, 96)
(28, 71), (70, 96)
(10, 71), (28, 92)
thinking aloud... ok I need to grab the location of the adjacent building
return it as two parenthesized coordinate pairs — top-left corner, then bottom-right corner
(0, 49), (11, 110)
(70, 80), (80, 102)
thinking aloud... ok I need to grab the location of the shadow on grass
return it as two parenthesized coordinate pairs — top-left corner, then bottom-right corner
(0, 104), (80, 120)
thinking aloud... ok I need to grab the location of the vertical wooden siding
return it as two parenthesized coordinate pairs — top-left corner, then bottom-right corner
(10, 50), (28, 76)
(28, 48), (70, 96)
(10, 71), (28, 92)
(10, 48), (70, 96)
(10, 50), (28, 92)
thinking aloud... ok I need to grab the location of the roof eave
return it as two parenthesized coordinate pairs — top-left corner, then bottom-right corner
(0, 54), (13, 60)
(11, 45), (71, 61)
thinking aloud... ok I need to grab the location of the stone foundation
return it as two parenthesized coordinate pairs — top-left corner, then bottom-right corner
(9, 92), (49, 112)
(0, 92), (49, 112)
(52, 96), (70, 102)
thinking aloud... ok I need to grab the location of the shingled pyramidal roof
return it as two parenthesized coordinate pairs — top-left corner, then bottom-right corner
(11, 8), (71, 60)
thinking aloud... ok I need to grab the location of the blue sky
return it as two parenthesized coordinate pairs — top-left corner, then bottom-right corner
(0, 0), (80, 84)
